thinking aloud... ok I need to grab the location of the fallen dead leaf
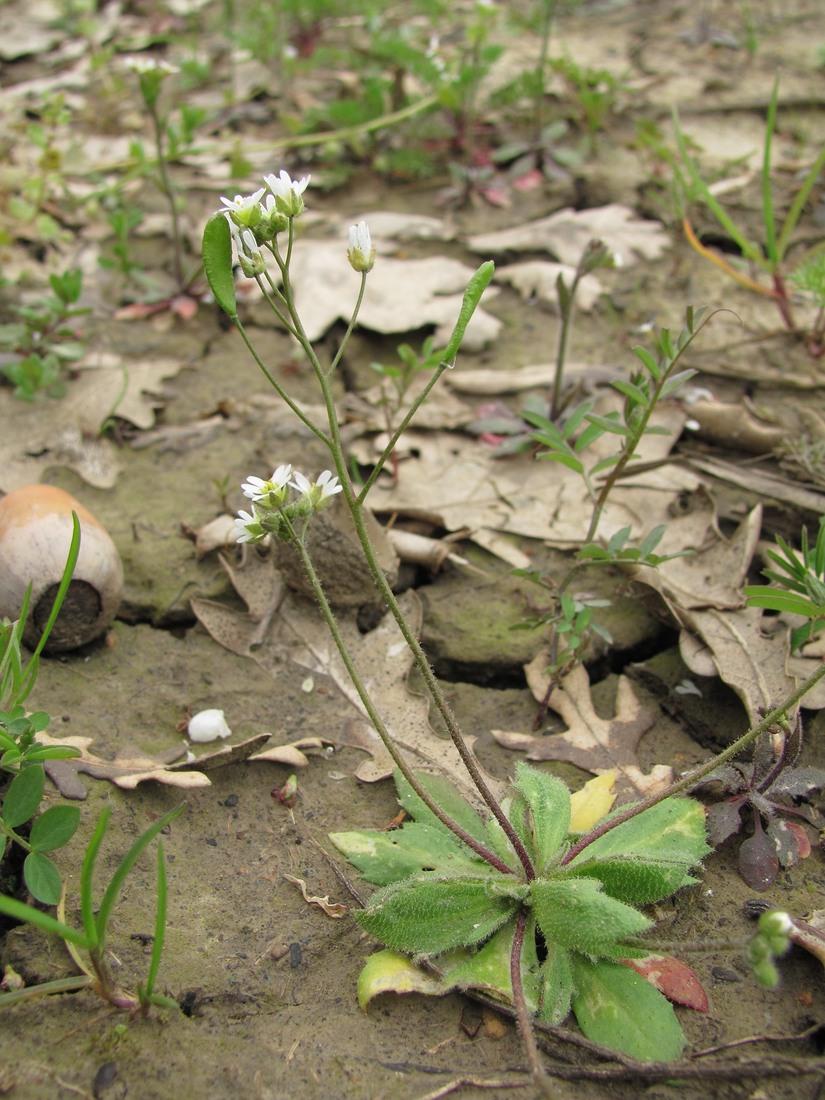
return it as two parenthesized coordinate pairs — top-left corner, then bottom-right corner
(629, 499), (761, 613)
(258, 241), (501, 351)
(283, 874), (348, 918)
(623, 955), (709, 1012)
(492, 662), (673, 799)
(467, 204), (670, 267)
(250, 736), (331, 767)
(679, 607), (800, 727)
(73, 351), (187, 430)
(38, 732), (212, 798)
(493, 261), (604, 311)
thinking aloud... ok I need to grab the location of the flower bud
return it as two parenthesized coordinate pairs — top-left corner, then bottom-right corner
(347, 220), (375, 273)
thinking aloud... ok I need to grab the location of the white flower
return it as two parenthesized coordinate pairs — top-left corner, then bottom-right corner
(219, 189), (265, 229)
(233, 508), (265, 543)
(241, 464), (292, 503)
(124, 56), (179, 75)
(263, 170), (310, 217)
(291, 469), (342, 509)
(347, 220), (375, 273)
(315, 469), (342, 501)
(230, 227), (266, 277)
(187, 708), (232, 743)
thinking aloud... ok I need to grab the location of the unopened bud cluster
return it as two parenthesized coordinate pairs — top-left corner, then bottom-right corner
(747, 909), (794, 989)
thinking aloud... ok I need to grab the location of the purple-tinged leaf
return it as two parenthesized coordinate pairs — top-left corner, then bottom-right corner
(705, 799), (745, 846)
(739, 816), (779, 891)
(772, 766), (825, 800)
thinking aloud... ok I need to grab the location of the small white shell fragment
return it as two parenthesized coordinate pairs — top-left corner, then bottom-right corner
(188, 708), (232, 743)
(301, 677), (314, 694)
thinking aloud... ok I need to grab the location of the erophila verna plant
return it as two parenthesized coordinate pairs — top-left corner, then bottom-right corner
(201, 171), (825, 1092)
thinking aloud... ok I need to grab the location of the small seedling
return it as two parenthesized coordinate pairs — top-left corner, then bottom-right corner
(0, 804), (183, 1013)
(0, 268), (88, 400)
(693, 719), (825, 890)
(745, 516), (825, 651)
(674, 78), (825, 355)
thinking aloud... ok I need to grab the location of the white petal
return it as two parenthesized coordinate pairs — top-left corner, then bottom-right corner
(291, 470), (311, 495)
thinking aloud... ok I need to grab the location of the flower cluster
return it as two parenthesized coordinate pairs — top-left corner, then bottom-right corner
(233, 465), (343, 544)
(124, 55), (179, 109)
(219, 171), (311, 273)
(217, 171), (375, 281)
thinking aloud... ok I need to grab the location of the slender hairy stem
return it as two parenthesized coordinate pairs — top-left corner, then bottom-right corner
(286, 522), (514, 874)
(328, 272), (368, 377)
(510, 909), (561, 1097)
(344, 495), (536, 879)
(358, 360), (452, 503)
(148, 103), (183, 287)
(234, 318), (331, 445)
(561, 659), (825, 866)
(267, 257), (537, 878)
(550, 271), (579, 421)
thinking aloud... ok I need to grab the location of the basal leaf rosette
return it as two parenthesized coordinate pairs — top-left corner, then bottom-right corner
(331, 762), (710, 1062)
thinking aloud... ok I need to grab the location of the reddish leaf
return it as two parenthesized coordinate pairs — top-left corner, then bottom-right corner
(169, 293), (200, 320)
(623, 955), (709, 1013)
(783, 827), (809, 862)
(512, 168), (545, 192)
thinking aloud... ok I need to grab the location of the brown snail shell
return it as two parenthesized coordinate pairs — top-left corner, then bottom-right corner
(0, 484), (124, 652)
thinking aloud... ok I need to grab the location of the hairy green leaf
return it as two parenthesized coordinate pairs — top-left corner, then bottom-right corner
(513, 762), (570, 871)
(357, 876), (524, 955)
(393, 770), (487, 845)
(329, 822), (483, 886)
(571, 957), (687, 1062)
(569, 797), (710, 874)
(202, 214), (238, 320)
(572, 856), (698, 905)
(444, 918), (539, 1009)
(531, 877), (651, 958)
(539, 941), (574, 1024)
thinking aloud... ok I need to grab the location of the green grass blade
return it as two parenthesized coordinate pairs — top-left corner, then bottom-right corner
(0, 974), (94, 1006)
(80, 806), (112, 949)
(777, 145), (825, 263)
(143, 841), (168, 1002)
(18, 514), (81, 705)
(95, 805), (184, 949)
(0, 893), (89, 948)
(673, 110), (764, 266)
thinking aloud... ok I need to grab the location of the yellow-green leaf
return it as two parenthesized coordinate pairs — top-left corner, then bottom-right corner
(357, 949), (447, 1011)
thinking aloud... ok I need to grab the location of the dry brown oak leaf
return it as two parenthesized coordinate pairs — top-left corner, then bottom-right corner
(492, 661), (672, 799)
(38, 732), (272, 799)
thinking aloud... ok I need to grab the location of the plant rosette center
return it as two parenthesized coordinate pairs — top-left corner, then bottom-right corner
(331, 762), (710, 1062)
